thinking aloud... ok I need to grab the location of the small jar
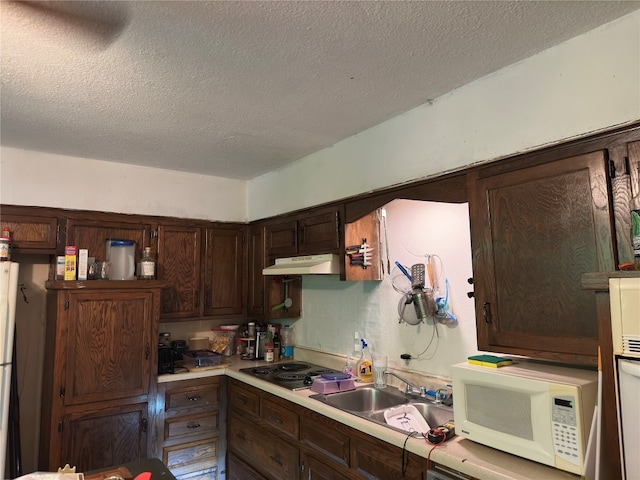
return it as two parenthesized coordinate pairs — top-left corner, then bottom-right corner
(235, 338), (244, 356)
(265, 342), (274, 362)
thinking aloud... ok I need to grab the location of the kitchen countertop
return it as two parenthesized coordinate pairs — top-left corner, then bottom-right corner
(157, 351), (580, 480)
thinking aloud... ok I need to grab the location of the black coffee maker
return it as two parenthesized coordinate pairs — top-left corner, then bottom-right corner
(171, 339), (187, 360)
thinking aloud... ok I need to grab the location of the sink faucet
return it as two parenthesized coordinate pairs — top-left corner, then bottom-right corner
(383, 371), (426, 397)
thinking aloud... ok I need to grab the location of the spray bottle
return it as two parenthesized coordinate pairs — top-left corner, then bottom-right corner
(356, 339), (374, 383)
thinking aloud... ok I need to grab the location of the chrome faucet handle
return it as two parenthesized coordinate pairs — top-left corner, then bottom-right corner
(419, 386), (428, 397)
(434, 384), (453, 404)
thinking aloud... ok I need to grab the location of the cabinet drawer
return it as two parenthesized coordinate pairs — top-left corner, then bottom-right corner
(229, 380), (260, 418)
(166, 382), (219, 411)
(261, 396), (299, 440)
(229, 413), (298, 480)
(301, 414), (350, 468)
(166, 411), (219, 440)
(164, 437), (218, 477)
(174, 466), (218, 480)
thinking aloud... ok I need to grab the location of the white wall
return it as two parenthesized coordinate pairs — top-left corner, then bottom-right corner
(293, 199), (477, 382)
(0, 147), (247, 222)
(247, 11), (640, 221)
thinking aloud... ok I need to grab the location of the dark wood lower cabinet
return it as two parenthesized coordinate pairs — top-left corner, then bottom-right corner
(227, 379), (426, 480)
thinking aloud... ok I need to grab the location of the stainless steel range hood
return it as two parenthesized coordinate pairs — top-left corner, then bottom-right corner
(262, 254), (341, 275)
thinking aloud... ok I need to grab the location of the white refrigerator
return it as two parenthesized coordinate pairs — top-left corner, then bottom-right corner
(0, 261), (19, 478)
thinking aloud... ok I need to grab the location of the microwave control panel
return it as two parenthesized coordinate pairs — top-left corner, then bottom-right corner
(551, 395), (580, 466)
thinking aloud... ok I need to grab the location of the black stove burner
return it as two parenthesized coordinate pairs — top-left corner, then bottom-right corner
(278, 362), (310, 372)
(275, 372), (306, 381)
(252, 366), (278, 375)
(239, 361), (335, 390)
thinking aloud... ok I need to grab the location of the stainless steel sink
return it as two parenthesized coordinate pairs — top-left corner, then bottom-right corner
(309, 386), (454, 436)
(310, 386), (409, 412)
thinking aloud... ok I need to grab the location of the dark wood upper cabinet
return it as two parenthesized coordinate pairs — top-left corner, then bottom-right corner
(297, 209), (341, 255)
(157, 223), (247, 320)
(265, 219), (298, 257)
(247, 224), (266, 317)
(203, 226), (245, 317)
(66, 217), (154, 262)
(265, 206), (342, 260)
(0, 206), (59, 253)
(468, 150), (615, 365)
(157, 225), (202, 319)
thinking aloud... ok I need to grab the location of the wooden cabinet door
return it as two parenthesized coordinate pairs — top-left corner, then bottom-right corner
(158, 225), (202, 318)
(468, 150), (615, 364)
(300, 451), (352, 480)
(298, 208), (341, 255)
(301, 412), (350, 469)
(64, 290), (153, 405)
(228, 412), (299, 480)
(265, 219), (298, 257)
(247, 224), (266, 317)
(203, 226), (245, 317)
(227, 453), (266, 480)
(66, 218), (153, 262)
(60, 401), (148, 472)
(0, 210), (58, 252)
(351, 433), (424, 480)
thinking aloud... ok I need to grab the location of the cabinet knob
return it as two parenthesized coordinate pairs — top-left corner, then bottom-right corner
(187, 394), (201, 401)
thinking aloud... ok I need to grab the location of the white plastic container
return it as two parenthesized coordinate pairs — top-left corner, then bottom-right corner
(106, 239), (136, 280)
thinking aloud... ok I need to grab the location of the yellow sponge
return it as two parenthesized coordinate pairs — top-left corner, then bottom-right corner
(467, 355), (513, 368)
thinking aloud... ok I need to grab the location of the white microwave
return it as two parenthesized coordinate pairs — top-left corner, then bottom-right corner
(452, 361), (597, 475)
(609, 277), (640, 358)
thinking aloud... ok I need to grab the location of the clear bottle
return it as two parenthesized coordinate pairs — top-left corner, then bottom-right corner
(138, 247), (155, 279)
(280, 325), (294, 360)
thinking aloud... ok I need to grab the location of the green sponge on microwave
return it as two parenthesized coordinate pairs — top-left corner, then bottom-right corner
(467, 355), (513, 367)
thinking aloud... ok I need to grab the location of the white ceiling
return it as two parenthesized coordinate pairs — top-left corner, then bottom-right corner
(2, 1), (639, 180)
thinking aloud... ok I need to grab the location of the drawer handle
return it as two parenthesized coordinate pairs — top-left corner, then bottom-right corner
(270, 415), (283, 424)
(270, 455), (283, 467)
(187, 394), (202, 401)
(236, 397), (247, 405)
(187, 423), (201, 429)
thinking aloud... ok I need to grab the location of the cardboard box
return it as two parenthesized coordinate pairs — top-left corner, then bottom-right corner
(64, 246), (77, 281)
(78, 249), (88, 281)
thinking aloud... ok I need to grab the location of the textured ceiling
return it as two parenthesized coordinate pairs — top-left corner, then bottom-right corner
(2, 1), (639, 180)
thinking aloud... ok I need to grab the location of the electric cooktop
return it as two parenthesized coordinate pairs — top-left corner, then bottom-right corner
(239, 361), (341, 391)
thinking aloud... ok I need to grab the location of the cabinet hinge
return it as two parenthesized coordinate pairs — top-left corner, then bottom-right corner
(56, 224), (61, 246)
(64, 299), (69, 310)
(59, 386), (65, 397)
(141, 418), (148, 433)
(623, 156), (631, 175)
(58, 421), (63, 433)
(151, 229), (159, 239)
(608, 159), (618, 179)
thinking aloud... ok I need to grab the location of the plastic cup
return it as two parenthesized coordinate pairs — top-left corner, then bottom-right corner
(372, 354), (387, 388)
